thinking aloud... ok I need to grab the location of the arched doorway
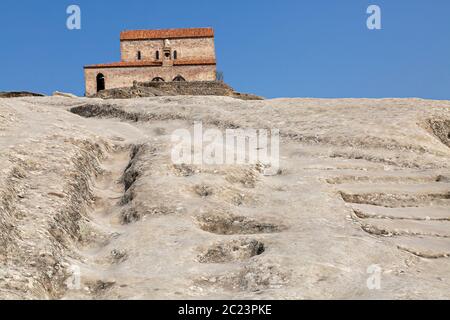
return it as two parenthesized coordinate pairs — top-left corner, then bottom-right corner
(96, 73), (105, 92)
(173, 75), (186, 82)
(152, 77), (165, 82)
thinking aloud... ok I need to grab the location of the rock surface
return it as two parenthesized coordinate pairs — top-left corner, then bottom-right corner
(0, 95), (449, 299)
(92, 81), (264, 100)
(0, 91), (44, 98)
(53, 91), (78, 98)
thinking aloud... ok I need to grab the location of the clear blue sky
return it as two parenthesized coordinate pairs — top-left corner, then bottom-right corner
(0, 0), (449, 99)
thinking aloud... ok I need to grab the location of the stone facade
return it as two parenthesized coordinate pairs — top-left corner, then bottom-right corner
(84, 28), (217, 96)
(120, 38), (215, 62)
(85, 65), (215, 98)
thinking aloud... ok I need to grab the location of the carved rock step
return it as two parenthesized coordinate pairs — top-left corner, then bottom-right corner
(352, 204), (450, 221)
(360, 218), (450, 238)
(395, 236), (450, 259)
(338, 182), (450, 194)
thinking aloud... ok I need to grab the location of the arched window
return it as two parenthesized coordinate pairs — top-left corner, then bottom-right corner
(96, 73), (105, 92)
(137, 51), (142, 60)
(156, 51), (160, 60)
(173, 75), (186, 82)
(173, 50), (178, 60)
(152, 77), (165, 82)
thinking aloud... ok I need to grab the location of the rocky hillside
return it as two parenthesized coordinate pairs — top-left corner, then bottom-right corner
(91, 81), (264, 100)
(0, 95), (449, 299)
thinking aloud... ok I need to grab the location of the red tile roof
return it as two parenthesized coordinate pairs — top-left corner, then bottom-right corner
(120, 28), (214, 41)
(84, 58), (216, 69)
(174, 58), (216, 66)
(84, 61), (162, 69)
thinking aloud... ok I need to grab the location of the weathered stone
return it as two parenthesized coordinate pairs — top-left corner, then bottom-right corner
(52, 91), (78, 98)
(91, 81), (264, 100)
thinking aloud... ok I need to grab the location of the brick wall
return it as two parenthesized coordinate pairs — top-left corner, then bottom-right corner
(84, 65), (216, 96)
(120, 37), (215, 62)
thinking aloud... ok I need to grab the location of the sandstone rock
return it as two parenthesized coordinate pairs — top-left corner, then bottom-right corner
(53, 91), (78, 98)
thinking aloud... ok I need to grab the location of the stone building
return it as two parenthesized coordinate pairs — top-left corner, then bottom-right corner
(84, 27), (217, 96)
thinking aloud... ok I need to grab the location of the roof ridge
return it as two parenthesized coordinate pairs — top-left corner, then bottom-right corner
(121, 27), (213, 32)
(120, 27), (215, 41)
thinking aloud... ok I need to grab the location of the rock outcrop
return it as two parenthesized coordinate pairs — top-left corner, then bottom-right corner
(91, 81), (263, 100)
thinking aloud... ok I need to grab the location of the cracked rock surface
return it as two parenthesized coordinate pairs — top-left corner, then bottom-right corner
(0, 95), (449, 299)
